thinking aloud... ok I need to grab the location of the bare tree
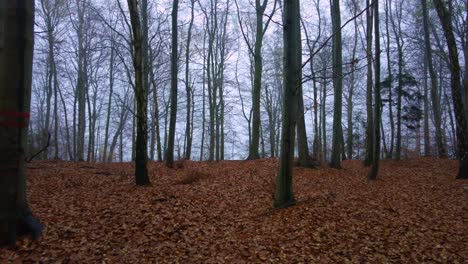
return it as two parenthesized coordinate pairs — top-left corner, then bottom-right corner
(127, 0), (150, 184)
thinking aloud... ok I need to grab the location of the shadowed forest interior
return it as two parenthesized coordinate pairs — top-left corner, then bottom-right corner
(0, 0), (467, 262)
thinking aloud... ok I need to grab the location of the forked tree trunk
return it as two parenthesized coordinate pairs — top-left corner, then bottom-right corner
(421, 0), (447, 158)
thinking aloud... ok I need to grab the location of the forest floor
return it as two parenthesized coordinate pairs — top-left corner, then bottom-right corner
(0, 158), (467, 263)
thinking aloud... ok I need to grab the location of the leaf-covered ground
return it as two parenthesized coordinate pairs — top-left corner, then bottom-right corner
(1, 158), (467, 263)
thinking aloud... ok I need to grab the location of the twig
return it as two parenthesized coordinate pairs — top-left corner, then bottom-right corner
(302, 1), (374, 68)
(26, 132), (51, 163)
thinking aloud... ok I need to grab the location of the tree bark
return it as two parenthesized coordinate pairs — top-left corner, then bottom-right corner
(364, 0), (373, 166)
(384, 0), (394, 158)
(421, 0), (447, 158)
(274, 0), (299, 208)
(127, 0), (150, 185)
(330, 0), (343, 168)
(369, 0), (381, 180)
(166, 0), (179, 168)
(0, 0), (41, 245)
(184, 0), (195, 160)
(433, 0), (468, 179)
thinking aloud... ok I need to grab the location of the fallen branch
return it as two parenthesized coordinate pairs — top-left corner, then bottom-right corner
(26, 132), (51, 163)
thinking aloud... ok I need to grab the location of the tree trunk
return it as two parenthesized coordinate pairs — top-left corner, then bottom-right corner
(297, 80), (313, 167)
(200, 29), (207, 161)
(364, 0), (373, 166)
(390, 0), (403, 161)
(423, 56), (431, 156)
(184, 0), (195, 160)
(245, 0), (271, 160)
(166, 0), (179, 168)
(384, 0), (394, 158)
(433, 0), (468, 179)
(274, 0), (299, 208)
(347, 1), (358, 160)
(0, 0), (41, 245)
(76, 1), (86, 162)
(421, 0), (447, 158)
(103, 43), (114, 162)
(330, 0), (343, 168)
(368, 0), (381, 180)
(127, 0), (150, 185)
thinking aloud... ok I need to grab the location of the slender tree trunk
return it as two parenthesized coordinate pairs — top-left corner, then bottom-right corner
(423, 56), (431, 156)
(390, 0), (404, 161)
(384, 0), (394, 158)
(421, 0), (447, 158)
(321, 77), (328, 162)
(166, 0), (179, 167)
(103, 44), (114, 162)
(200, 29), (207, 161)
(347, 2), (358, 160)
(330, 0), (343, 169)
(297, 82), (313, 166)
(58, 81), (72, 159)
(364, 0), (374, 166)
(368, 0), (381, 180)
(108, 105), (128, 162)
(131, 102), (136, 161)
(184, 0), (195, 160)
(76, 1), (86, 162)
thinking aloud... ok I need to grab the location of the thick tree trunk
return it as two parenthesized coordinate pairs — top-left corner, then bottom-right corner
(433, 0), (468, 179)
(274, 0), (300, 208)
(127, 0), (150, 185)
(0, 0), (42, 245)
